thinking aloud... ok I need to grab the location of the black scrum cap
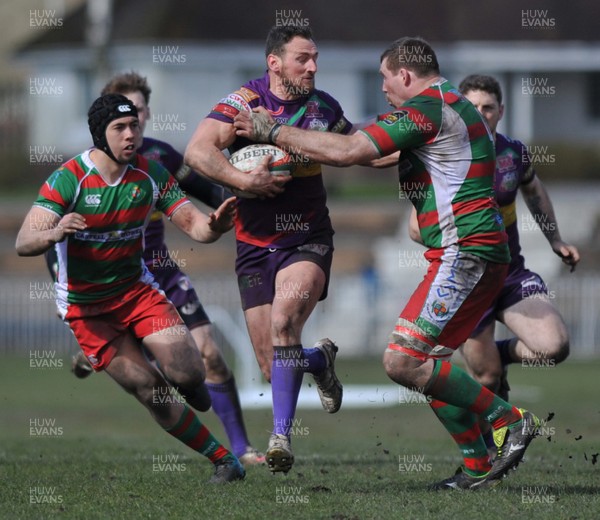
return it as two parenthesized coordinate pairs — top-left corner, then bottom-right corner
(87, 94), (138, 163)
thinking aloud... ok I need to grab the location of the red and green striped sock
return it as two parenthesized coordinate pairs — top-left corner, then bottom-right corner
(430, 399), (491, 476)
(426, 360), (522, 431)
(165, 405), (232, 464)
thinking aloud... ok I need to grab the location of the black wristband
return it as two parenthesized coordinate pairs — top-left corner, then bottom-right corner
(268, 123), (282, 144)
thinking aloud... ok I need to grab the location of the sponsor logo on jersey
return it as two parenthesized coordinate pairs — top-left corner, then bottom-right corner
(227, 94), (251, 112)
(235, 87), (259, 103)
(331, 118), (349, 134)
(381, 110), (409, 126)
(212, 102), (239, 119)
(308, 119), (328, 130)
(84, 194), (102, 206)
(219, 96), (248, 114)
(34, 202), (55, 212)
(268, 106), (285, 117)
(74, 227), (144, 242)
(46, 168), (66, 191)
(499, 170), (518, 192)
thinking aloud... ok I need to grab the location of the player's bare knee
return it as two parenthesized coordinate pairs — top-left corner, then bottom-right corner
(161, 342), (205, 385)
(202, 346), (228, 378)
(525, 332), (570, 365)
(549, 337), (570, 364)
(383, 349), (422, 388)
(168, 365), (205, 390)
(384, 321), (444, 388)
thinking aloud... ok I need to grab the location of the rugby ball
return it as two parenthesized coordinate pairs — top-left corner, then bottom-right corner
(228, 144), (291, 198)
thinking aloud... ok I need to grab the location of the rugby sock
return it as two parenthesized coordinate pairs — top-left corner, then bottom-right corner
(206, 377), (251, 457)
(165, 405), (231, 464)
(301, 347), (327, 374)
(430, 399), (491, 476)
(425, 360), (522, 430)
(496, 339), (515, 366)
(271, 345), (304, 437)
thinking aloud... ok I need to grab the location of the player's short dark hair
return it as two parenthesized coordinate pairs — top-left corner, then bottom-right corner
(380, 37), (440, 77)
(459, 74), (503, 105)
(101, 71), (152, 105)
(265, 25), (314, 57)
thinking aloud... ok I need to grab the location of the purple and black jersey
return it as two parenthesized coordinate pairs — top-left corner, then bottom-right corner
(207, 72), (352, 249)
(469, 133), (544, 336)
(138, 137), (186, 261)
(137, 137), (217, 327)
(138, 137), (226, 266)
(493, 133), (536, 271)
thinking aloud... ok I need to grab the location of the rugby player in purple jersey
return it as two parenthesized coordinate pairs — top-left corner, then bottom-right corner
(17, 93), (244, 483)
(45, 72), (265, 466)
(235, 37), (543, 489)
(185, 26), (350, 474)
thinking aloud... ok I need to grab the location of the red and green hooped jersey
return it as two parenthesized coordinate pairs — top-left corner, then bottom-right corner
(34, 150), (190, 304)
(361, 79), (510, 264)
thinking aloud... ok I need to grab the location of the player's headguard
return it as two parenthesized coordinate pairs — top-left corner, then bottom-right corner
(88, 93), (138, 163)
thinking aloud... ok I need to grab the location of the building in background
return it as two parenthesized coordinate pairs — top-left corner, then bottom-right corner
(9, 0), (600, 157)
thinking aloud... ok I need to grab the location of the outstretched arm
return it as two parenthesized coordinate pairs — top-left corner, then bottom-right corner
(234, 108), (381, 167)
(16, 207), (87, 256)
(520, 176), (580, 271)
(175, 164), (231, 209)
(169, 197), (236, 244)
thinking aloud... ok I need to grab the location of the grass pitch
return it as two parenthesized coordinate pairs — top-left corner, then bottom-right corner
(1, 355), (599, 519)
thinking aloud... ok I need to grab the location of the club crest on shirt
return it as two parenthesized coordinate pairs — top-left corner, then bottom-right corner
(305, 100), (323, 118)
(497, 154), (515, 174)
(127, 185), (146, 203)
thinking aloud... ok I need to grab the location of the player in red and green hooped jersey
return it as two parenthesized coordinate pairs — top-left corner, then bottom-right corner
(16, 94), (244, 483)
(234, 37), (541, 489)
(49, 71), (265, 466)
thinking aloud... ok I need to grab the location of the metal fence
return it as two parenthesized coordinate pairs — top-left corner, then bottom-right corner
(1, 274), (599, 363)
